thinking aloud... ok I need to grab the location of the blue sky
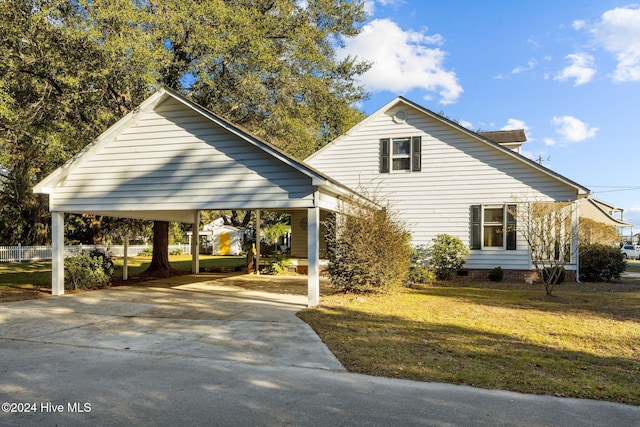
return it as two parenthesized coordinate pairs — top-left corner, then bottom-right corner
(337, 1), (640, 226)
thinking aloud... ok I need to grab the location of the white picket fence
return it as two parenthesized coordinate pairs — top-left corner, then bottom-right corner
(0, 244), (192, 263)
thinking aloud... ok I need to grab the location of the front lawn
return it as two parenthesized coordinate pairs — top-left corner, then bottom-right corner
(298, 280), (640, 405)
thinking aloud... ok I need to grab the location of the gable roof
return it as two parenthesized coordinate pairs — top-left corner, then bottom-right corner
(583, 197), (635, 227)
(34, 88), (376, 222)
(35, 87), (346, 195)
(306, 96), (590, 197)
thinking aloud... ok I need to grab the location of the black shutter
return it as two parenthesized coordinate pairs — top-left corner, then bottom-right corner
(411, 136), (422, 172)
(380, 138), (390, 173)
(470, 205), (481, 250)
(506, 204), (517, 250)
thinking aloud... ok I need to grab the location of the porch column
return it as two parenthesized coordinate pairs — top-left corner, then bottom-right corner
(191, 210), (200, 274)
(572, 202), (580, 282)
(51, 211), (65, 296)
(123, 234), (129, 281)
(307, 206), (320, 307)
(255, 209), (261, 275)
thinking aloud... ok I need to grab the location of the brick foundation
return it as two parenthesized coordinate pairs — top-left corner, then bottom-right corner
(458, 268), (576, 282)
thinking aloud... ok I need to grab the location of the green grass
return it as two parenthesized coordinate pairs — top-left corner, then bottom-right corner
(0, 255), (246, 289)
(0, 261), (53, 288)
(111, 254), (245, 277)
(298, 281), (640, 405)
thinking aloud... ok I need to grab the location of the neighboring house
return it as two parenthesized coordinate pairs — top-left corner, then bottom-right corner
(306, 96), (591, 280)
(187, 218), (247, 256)
(580, 197), (635, 243)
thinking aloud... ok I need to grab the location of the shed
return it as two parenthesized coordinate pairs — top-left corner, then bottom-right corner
(196, 218), (246, 256)
(34, 88), (365, 306)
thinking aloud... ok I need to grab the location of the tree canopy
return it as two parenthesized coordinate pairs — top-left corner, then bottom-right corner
(0, 0), (370, 245)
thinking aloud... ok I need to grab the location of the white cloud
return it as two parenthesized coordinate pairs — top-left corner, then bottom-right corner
(512, 59), (538, 74)
(363, 0), (376, 15)
(363, 0), (406, 17)
(554, 53), (596, 85)
(501, 118), (529, 131)
(459, 120), (473, 129)
(544, 137), (556, 146)
(551, 115), (598, 142)
(338, 18), (463, 104)
(572, 20), (586, 30)
(591, 6), (640, 82)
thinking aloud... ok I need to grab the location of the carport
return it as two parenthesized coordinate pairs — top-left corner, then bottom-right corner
(34, 88), (361, 306)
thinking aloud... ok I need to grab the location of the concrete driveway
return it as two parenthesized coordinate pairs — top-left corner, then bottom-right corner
(1, 274), (638, 426)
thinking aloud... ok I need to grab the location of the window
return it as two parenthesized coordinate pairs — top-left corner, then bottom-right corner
(470, 204), (517, 250)
(380, 137), (421, 173)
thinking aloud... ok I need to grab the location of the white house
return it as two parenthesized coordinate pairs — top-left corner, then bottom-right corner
(35, 89), (604, 299)
(306, 97), (590, 280)
(185, 218), (247, 256)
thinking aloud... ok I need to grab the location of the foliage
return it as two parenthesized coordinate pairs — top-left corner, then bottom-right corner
(261, 256), (292, 275)
(488, 266), (503, 282)
(263, 222), (291, 244)
(407, 245), (435, 285)
(138, 247), (153, 257)
(103, 217), (153, 245)
(427, 234), (469, 280)
(0, 0), (153, 245)
(540, 266), (565, 285)
(407, 267), (436, 285)
(326, 196), (412, 293)
(0, 0), (370, 249)
(579, 217), (621, 246)
(512, 202), (579, 295)
(90, 248), (114, 276)
(169, 248), (183, 256)
(64, 251), (112, 290)
(579, 243), (626, 282)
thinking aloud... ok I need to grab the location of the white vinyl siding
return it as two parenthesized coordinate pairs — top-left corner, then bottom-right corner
(307, 105), (579, 270)
(50, 97), (316, 215)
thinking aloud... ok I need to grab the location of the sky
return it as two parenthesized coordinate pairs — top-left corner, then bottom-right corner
(336, 0), (640, 227)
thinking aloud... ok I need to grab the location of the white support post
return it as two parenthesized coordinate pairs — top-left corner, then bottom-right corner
(572, 201), (580, 282)
(307, 206), (320, 307)
(255, 209), (261, 275)
(123, 235), (129, 281)
(51, 211), (65, 296)
(192, 210), (200, 274)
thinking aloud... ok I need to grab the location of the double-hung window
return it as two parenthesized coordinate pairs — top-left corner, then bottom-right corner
(470, 204), (517, 250)
(380, 137), (421, 173)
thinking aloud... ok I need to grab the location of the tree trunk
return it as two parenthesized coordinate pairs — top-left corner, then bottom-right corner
(145, 221), (176, 276)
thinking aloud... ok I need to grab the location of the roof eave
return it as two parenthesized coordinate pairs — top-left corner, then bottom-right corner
(395, 96), (592, 198)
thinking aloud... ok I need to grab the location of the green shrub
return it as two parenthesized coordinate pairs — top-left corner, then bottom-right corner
(488, 266), (503, 282)
(89, 249), (114, 276)
(326, 199), (412, 293)
(428, 234), (469, 280)
(541, 266), (566, 285)
(407, 267), (436, 285)
(138, 247), (153, 257)
(261, 256), (292, 275)
(579, 243), (626, 282)
(64, 251), (112, 290)
(407, 245), (435, 285)
(170, 248), (183, 255)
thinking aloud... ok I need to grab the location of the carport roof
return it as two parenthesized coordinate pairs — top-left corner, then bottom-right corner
(34, 88), (369, 222)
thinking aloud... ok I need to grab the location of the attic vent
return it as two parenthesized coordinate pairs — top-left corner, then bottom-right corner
(393, 110), (407, 123)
